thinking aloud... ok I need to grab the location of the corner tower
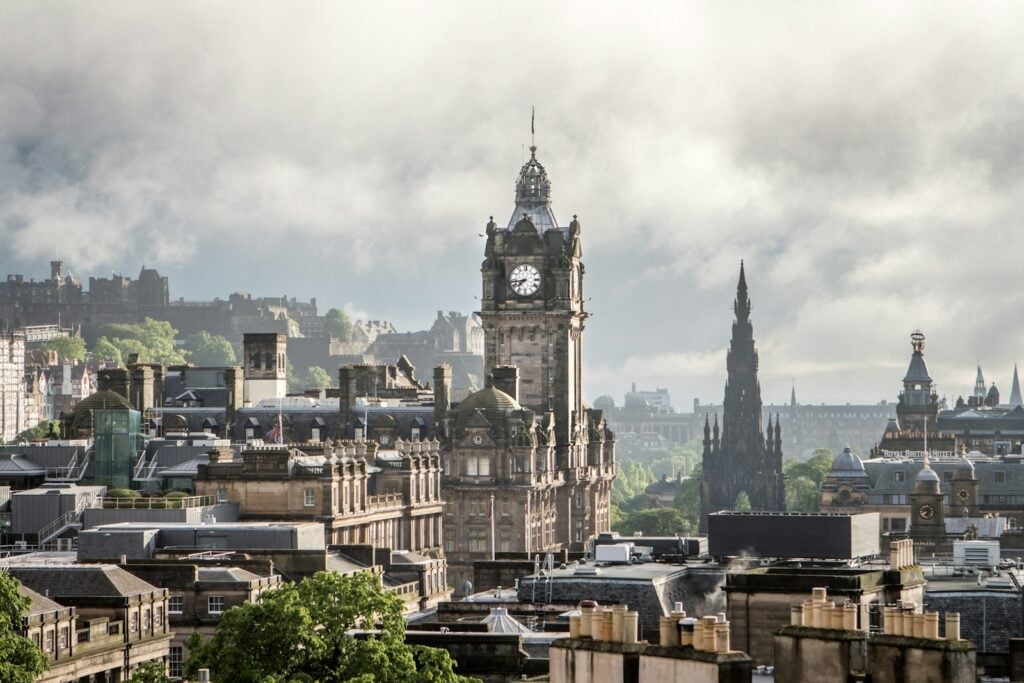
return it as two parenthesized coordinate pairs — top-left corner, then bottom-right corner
(700, 263), (785, 530)
(474, 135), (614, 551)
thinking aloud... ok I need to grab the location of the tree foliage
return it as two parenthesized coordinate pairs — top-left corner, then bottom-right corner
(14, 420), (59, 443)
(95, 318), (187, 366)
(126, 660), (172, 683)
(305, 366), (334, 391)
(782, 448), (832, 512)
(38, 336), (87, 363)
(182, 331), (237, 366)
(91, 337), (125, 367)
(186, 571), (476, 683)
(325, 308), (354, 342)
(613, 507), (691, 536)
(612, 460), (653, 508)
(0, 573), (48, 683)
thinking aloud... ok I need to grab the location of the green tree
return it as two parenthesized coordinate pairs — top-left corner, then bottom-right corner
(286, 360), (302, 393)
(0, 573), (48, 683)
(182, 331), (237, 366)
(613, 507), (692, 536)
(324, 308), (354, 341)
(126, 660), (172, 683)
(38, 336), (87, 363)
(733, 491), (752, 512)
(14, 420), (59, 443)
(91, 337), (125, 367)
(612, 460), (654, 508)
(783, 449), (834, 486)
(786, 477), (821, 512)
(186, 571), (475, 683)
(97, 318), (187, 365)
(305, 366), (334, 391)
(672, 468), (702, 532)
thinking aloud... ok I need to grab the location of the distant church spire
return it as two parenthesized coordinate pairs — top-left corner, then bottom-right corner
(1011, 365), (1023, 408)
(700, 262), (785, 530)
(790, 384), (797, 408)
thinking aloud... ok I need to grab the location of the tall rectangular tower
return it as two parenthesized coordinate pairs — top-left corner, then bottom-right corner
(242, 333), (287, 405)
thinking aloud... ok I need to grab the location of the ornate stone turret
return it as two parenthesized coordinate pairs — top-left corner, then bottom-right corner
(700, 262), (785, 530)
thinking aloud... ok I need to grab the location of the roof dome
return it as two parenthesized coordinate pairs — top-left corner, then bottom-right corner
(953, 455), (975, 473)
(66, 389), (133, 438)
(508, 145), (559, 232)
(453, 386), (522, 429)
(830, 447), (868, 478)
(914, 462), (941, 493)
(593, 395), (616, 410)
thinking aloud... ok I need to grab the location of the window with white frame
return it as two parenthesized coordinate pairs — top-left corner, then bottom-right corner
(142, 609), (151, 630)
(169, 645), (183, 679)
(59, 625), (69, 649)
(155, 606), (163, 627)
(304, 487), (316, 507)
(44, 629), (54, 653)
(168, 595), (183, 614)
(217, 488), (229, 503)
(208, 596), (225, 615)
(130, 612), (138, 633)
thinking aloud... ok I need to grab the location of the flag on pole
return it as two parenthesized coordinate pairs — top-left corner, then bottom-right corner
(266, 414), (282, 444)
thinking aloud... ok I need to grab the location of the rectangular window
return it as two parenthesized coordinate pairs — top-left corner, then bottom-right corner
(44, 629), (54, 653)
(216, 488), (229, 503)
(893, 471), (905, 483)
(155, 606), (164, 627)
(996, 471), (1007, 483)
(130, 612), (138, 633)
(411, 427), (421, 440)
(208, 596), (225, 615)
(443, 458), (451, 476)
(32, 632), (40, 649)
(942, 471), (953, 482)
(466, 458), (478, 476)
(311, 427), (321, 442)
(142, 609), (151, 630)
(169, 645), (183, 679)
(468, 529), (488, 553)
(477, 457), (490, 476)
(304, 488), (316, 507)
(168, 596), (183, 614)
(445, 537), (455, 552)
(59, 625), (69, 649)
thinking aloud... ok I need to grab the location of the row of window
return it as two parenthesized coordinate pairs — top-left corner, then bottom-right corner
(31, 626), (71, 653)
(892, 470), (1007, 483)
(168, 595), (225, 615)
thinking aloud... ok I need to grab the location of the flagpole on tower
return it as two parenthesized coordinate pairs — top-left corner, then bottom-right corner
(490, 493), (496, 561)
(531, 106), (535, 148)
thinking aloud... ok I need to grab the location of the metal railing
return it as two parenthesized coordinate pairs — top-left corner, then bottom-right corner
(98, 495), (214, 509)
(45, 451), (90, 481)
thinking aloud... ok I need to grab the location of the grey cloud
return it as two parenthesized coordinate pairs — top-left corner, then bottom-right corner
(2, 2), (1024, 409)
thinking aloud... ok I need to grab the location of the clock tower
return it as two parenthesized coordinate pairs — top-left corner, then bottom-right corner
(476, 139), (614, 550)
(909, 458), (945, 544)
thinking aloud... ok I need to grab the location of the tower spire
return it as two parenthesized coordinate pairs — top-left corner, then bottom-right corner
(1011, 364), (1023, 408)
(735, 260), (750, 320)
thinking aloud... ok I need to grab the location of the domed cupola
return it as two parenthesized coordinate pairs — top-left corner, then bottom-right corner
(508, 143), (559, 232)
(830, 446), (868, 479)
(914, 460), (941, 493)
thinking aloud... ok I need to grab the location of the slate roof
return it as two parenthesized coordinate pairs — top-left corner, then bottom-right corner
(0, 454), (44, 476)
(8, 565), (162, 599)
(19, 584), (64, 615)
(197, 567), (263, 583)
(903, 352), (932, 383)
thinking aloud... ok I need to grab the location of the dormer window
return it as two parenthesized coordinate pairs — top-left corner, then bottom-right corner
(380, 435), (390, 446)
(472, 434), (483, 445)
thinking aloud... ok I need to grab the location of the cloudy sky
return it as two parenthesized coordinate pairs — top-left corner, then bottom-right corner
(2, 2), (1023, 407)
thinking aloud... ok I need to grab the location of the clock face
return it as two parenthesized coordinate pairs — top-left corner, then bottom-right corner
(956, 488), (970, 503)
(919, 504), (935, 520)
(509, 264), (541, 296)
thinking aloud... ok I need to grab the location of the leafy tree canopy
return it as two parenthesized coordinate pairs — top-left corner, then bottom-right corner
(613, 507), (690, 536)
(126, 660), (172, 683)
(91, 337), (125, 367)
(0, 573), (48, 683)
(95, 318), (187, 366)
(305, 366), (334, 391)
(186, 571), (476, 683)
(325, 308), (354, 342)
(14, 420), (59, 443)
(38, 336), (87, 363)
(182, 331), (237, 366)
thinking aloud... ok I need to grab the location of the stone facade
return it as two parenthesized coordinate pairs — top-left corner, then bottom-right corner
(701, 264), (785, 530)
(194, 440), (445, 555)
(441, 143), (615, 589)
